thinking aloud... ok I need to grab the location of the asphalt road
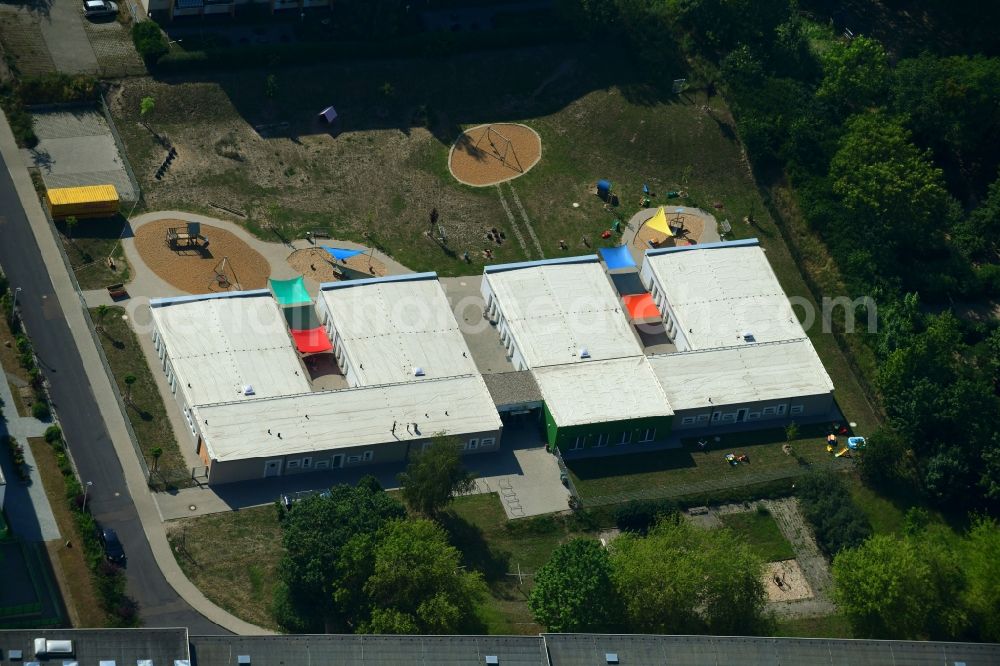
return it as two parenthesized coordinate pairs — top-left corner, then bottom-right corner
(0, 154), (226, 634)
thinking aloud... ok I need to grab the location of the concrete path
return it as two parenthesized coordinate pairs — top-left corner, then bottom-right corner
(0, 370), (60, 541)
(764, 497), (837, 619)
(0, 111), (266, 634)
(39, 0), (99, 74)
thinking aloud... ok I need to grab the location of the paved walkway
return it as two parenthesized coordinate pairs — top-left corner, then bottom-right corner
(0, 112), (269, 634)
(764, 497), (837, 619)
(0, 370), (59, 541)
(39, 0), (99, 74)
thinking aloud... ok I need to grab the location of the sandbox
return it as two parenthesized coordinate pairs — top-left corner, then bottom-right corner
(448, 123), (541, 186)
(630, 206), (714, 251)
(765, 560), (813, 603)
(288, 247), (387, 283)
(134, 219), (270, 294)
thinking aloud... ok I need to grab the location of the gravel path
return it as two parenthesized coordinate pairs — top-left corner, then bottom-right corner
(764, 497), (837, 619)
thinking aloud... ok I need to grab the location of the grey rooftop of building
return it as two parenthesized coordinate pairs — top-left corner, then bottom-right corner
(482, 370), (543, 408)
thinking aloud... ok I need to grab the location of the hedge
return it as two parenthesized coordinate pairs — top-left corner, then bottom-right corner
(154, 27), (569, 74)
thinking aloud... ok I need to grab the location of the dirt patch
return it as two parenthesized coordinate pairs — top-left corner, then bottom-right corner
(765, 559), (813, 603)
(449, 123), (541, 187)
(134, 219), (271, 294)
(632, 207), (709, 250)
(287, 246), (387, 283)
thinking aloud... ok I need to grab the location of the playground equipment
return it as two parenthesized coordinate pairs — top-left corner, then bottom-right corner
(835, 447), (851, 458)
(166, 222), (208, 250)
(597, 179), (613, 202)
(848, 436), (866, 450)
(474, 125), (524, 173)
(725, 453), (750, 466)
(213, 256), (241, 290)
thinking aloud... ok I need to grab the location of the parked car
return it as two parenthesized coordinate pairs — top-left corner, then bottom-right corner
(82, 0), (118, 18)
(99, 527), (126, 564)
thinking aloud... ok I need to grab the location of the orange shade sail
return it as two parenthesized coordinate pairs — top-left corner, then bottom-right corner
(622, 293), (662, 322)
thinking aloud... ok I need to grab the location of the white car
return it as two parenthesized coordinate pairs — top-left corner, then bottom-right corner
(83, 0), (118, 18)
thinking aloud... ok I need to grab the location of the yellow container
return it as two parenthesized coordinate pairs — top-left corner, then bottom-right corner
(47, 184), (120, 219)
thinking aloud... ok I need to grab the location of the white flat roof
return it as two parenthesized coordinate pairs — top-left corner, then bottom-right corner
(648, 339), (834, 411)
(645, 242), (805, 349)
(320, 275), (477, 385)
(534, 356), (672, 427)
(485, 258), (641, 368)
(192, 375), (501, 462)
(150, 291), (310, 407)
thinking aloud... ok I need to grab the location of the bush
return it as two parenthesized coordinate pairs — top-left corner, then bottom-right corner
(32, 401), (51, 420)
(132, 20), (168, 64)
(614, 499), (679, 533)
(796, 472), (872, 557)
(44, 425), (62, 444)
(17, 73), (99, 105)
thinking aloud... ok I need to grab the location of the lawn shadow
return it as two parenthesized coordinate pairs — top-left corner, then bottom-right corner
(439, 510), (511, 584)
(567, 447), (697, 482)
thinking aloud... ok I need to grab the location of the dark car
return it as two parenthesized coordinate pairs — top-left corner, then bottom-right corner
(99, 527), (126, 564)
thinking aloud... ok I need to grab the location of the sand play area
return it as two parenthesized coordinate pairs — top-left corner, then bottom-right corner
(631, 206), (713, 251)
(449, 123), (542, 186)
(287, 247), (387, 283)
(765, 560), (813, 603)
(134, 219), (270, 294)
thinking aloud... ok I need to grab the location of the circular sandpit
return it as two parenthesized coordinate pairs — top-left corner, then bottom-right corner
(448, 123), (541, 187)
(630, 207), (711, 251)
(134, 219), (270, 294)
(288, 247), (387, 283)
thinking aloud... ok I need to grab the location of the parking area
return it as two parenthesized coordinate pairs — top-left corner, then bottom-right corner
(22, 108), (137, 201)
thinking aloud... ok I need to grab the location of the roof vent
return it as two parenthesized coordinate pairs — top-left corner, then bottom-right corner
(578, 348), (591, 359)
(485, 657), (499, 665)
(237, 657), (251, 666)
(606, 654), (619, 665)
(243, 385), (255, 396)
(413, 366), (425, 377)
(742, 332), (755, 343)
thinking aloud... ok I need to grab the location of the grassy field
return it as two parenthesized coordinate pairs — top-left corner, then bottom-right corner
(0, 298), (32, 417)
(166, 506), (284, 632)
(567, 425), (844, 502)
(775, 613), (852, 639)
(56, 217), (130, 291)
(718, 509), (796, 562)
(88, 306), (187, 481)
(28, 437), (108, 627)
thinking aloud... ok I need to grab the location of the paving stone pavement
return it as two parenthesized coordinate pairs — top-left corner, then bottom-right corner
(0, 9), (57, 76)
(38, 0), (99, 74)
(764, 497), (837, 619)
(83, 19), (146, 77)
(1, 366), (61, 542)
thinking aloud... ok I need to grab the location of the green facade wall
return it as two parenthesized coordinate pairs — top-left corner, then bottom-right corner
(543, 403), (673, 452)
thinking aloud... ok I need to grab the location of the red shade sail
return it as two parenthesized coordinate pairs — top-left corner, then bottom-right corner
(290, 327), (333, 353)
(622, 293), (662, 322)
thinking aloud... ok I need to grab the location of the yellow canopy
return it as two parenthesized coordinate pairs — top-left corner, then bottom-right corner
(645, 207), (674, 237)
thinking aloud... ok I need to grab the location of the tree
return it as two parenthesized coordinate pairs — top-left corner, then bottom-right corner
(816, 36), (891, 117)
(528, 538), (620, 632)
(94, 303), (110, 335)
(150, 446), (163, 472)
(132, 21), (167, 65)
(609, 518), (767, 634)
(833, 533), (966, 639)
(123, 373), (137, 404)
(961, 517), (1000, 641)
(274, 479), (405, 633)
(784, 421), (798, 442)
(398, 436), (476, 516)
(796, 472), (872, 556)
(140, 96), (155, 118)
(363, 518), (486, 634)
(65, 215), (78, 240)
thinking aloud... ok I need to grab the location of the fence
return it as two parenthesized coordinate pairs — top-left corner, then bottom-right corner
(98, 92), (142, 206)
(578, 459), (847, 509)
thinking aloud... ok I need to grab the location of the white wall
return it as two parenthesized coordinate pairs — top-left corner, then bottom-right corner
(481, 275), (527, 371)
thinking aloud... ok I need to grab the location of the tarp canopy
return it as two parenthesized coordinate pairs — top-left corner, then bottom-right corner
(318, 106), (338, 122)
(323, 246), (364, 261)
(622, 293), (662, 322)
(645, 207), (674, 237)
(290, 327), (333, 354)
(599, 245), (637, 270)
(270, 276), (311, 306)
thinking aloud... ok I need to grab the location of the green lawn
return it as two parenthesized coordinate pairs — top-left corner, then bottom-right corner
(568, 425), (844, 503)
(718, 509), (796, 562)
(89, 306), (188, 485)
(167, 506), (283, 632)
(774, 614), (852, 639)
(57, 217), (130, 291)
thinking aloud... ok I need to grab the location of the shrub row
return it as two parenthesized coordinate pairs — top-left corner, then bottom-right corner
(613, 498), (680, 534)
(796, 472), (872, 558)
(154, 26), (568, 74)
(2, 286), (49, 419)
(44, 426), (141, 627)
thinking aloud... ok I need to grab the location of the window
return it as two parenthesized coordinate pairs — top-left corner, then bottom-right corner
(748, 412), (761, 420)
(466, 438), (479, 451)
(762, 406), (777, 417)
(721, 413), (737, 422)
(639, 428), (656, 443)
(363, 450), (373, 462)
(570, 436), (585, 450)
(711, 412), (721, 423)
(697, 414), (710, 423)
(776, 404), (787, 416)
(481, 437), (496, 448)
(314, 460), (330, 470)
(346, 454), (362, 464)
(301, 457), (312, 469)
(790, 405), (804, 415)
(286, 459), (301, 470)
(617, 431), (631, 446)
(593, 433), (608, 448)
(681, 416), (697, 425)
